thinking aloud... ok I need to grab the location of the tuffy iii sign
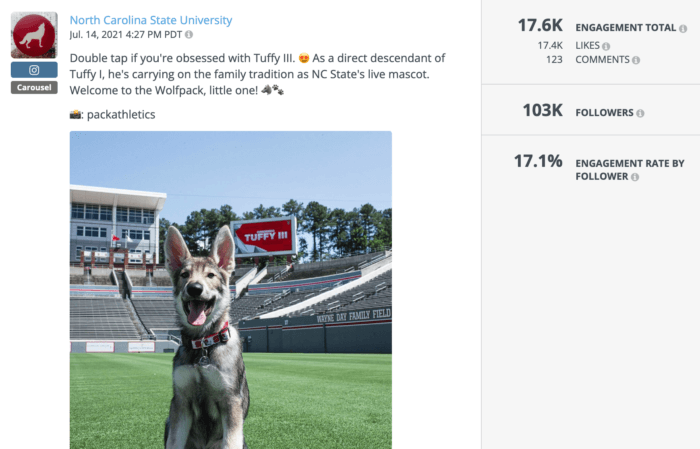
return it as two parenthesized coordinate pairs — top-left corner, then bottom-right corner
(231, 216), (298, 258)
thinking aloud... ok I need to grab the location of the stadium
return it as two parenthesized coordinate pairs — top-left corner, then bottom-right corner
(70, 132), (392, 448)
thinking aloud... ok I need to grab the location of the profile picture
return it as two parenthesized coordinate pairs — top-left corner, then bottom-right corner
(11, 12), (57, 58)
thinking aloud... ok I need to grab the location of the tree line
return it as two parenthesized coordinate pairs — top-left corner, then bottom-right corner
(159, 200), (391, 264)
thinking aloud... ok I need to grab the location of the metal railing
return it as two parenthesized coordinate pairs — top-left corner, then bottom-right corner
(322, 246), (392, 260)
(267, 264), (293, 283)
(71, 262), (113, 269)
(352, 292), (367, 303)
(358, 253), (387, 270)
(287, 246), (392, 264)
(143, 333), (181, 345)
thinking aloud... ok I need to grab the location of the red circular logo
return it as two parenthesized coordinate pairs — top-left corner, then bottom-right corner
(13, 14), (56, 58)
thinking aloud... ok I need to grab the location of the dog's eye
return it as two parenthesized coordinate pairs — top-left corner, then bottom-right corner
(180, 272), (189, 279)
(207, 273), (215, 278)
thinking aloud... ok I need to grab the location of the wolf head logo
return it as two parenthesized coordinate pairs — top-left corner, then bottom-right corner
(19, 23), (46, 49)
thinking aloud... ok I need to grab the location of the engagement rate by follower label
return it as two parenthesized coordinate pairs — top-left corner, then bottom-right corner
(514, 155), (686, 181)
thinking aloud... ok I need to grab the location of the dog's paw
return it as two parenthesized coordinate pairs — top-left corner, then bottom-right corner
(278, 89), (284, 95)
(272, 84), (279, 90)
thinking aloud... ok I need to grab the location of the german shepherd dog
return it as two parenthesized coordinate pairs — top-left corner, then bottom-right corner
(164, 226), (249, 449)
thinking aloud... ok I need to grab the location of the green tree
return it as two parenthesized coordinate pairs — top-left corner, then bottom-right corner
(282, 199), (304, 234)
(252, 204), (281, 219)
(199, 205), (241, 254)
(359, 203), (378, 244)
(346, 208), (366, 254)
(282, 199), (304, 222)
(282, 199), (306, 261)
(158, 217), (174, 263)
(371, 208), (392, 251)
(297, 236), (309, 261)
(328, 208), (350, 256)
(160, 201), (391, 264)
(302, 201), (330, 261)
(179, 210), (207, 256)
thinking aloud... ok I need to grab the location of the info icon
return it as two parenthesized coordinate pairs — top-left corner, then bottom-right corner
(11, 12), (57, 59)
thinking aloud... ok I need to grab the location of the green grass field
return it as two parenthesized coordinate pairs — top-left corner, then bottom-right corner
(71, 353), (391, 448)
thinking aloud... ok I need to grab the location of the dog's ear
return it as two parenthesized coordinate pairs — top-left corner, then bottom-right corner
(165, 226), (191, 279)
(211, 225), (235, 275)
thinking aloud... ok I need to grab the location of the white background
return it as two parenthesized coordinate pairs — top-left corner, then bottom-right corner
(1, 1), (479, 447)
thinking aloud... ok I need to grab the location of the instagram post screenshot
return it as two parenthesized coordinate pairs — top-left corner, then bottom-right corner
(12, 2), (700, 449)
(3, 2), (477, 448)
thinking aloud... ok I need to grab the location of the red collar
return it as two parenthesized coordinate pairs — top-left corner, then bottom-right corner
(191, 321), (230, 349)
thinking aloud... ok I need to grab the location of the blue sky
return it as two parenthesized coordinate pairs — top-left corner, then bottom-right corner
(70, 132), (392, 224)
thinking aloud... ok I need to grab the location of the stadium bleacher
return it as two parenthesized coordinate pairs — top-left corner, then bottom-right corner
(230, 286), (334, 323)
(287, 269), (392, 317)
(334, 285), (392, 313)
(129, 273), (172, 287)
(70, 275), (113, 285)
(70, 296), (142, 340)
(269, 253), (382, 283)
(130, 297), (180, 331)
(69, 251), (392, 336)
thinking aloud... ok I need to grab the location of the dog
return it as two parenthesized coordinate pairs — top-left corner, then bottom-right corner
(164, 225), (249, 449)
(19, 23), (45, 49)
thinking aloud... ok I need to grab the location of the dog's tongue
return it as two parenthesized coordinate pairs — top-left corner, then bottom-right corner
(187, 301), (208, 326)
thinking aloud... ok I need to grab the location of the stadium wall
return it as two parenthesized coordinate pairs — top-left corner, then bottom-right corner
(130, 285), (174, 298)
(70, 267), (113, 276)
(360, 254), (392, 275)
(238, 306), (392, 354)
(292, 250), (390, 273)
(70, 285), (121, 297)
(233, 267), (257, 298)
(249, 267), (268, 285)
(70, 340), (179, 353)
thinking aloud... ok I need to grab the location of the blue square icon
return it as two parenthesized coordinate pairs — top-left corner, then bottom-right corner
(11, 61), (57, 78)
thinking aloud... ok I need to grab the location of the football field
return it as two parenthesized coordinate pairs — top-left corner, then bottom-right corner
(70, 353), (391, 448)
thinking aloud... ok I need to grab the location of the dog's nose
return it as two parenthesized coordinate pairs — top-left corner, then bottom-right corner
(187, 283), (204, 297)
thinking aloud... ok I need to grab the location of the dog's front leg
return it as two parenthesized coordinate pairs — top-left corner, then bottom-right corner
(166, 396), (193, 449)
(221, 397), (246, 449)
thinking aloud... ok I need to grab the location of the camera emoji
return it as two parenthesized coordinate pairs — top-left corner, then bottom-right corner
(29, 65), (40, 76)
